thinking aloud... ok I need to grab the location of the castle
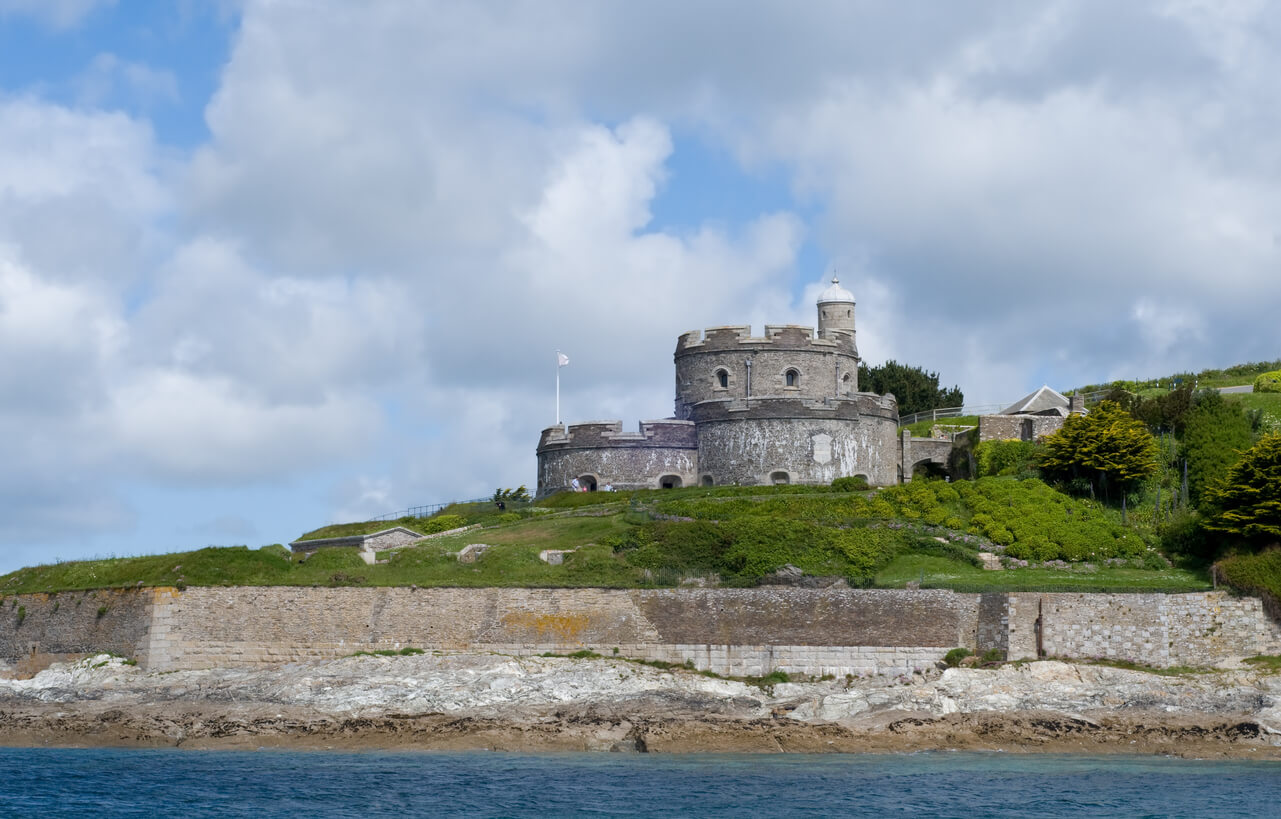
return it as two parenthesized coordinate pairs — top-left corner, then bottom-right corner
(536, 278), (904, 494)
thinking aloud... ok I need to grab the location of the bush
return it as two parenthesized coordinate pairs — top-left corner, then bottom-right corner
(1255, 370), (1281, 393)
(832, 475), (870, 492)
(943, 647), (972, 667)
(974, 440), (1039, 477)
(418, 514), (467, 535)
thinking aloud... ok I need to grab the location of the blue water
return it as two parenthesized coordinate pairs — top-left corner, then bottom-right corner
(1, 748), (1279, 817)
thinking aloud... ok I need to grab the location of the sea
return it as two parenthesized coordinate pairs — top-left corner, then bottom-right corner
(1, 748), (1278, 817)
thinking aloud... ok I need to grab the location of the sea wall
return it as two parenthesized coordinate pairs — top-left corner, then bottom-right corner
(0, 588), (158, 675)
(3, 587), (1279, 677)
(1006, 592), (1281, 665)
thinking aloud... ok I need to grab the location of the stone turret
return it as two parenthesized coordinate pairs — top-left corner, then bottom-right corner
(817, 276), (856, 344)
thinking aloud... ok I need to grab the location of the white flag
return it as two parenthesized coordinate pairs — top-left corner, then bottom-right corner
(557, 352), (569, 367)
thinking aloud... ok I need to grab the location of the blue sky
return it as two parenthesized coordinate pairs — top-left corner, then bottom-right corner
(1, 0), (1279, 573)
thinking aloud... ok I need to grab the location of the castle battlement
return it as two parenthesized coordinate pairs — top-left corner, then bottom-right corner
(676, 324), (853, 354)
(538, 419), (698, 452)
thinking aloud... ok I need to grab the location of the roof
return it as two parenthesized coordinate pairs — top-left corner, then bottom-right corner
(1000, 385), (1071, 416)
(817, 276), (855, 304)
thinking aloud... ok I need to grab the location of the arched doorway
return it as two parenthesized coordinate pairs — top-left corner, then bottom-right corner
(702, 475), (714, 487)
(911, 461), (948, 481)
(577, 474), (598, 492)
(769, 470), (790, 485)
(659, 475), (682, 489)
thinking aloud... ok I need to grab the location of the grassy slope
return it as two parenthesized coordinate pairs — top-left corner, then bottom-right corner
(1224, 391), (1281, 430)
(876, 553), (1207, 592)
(0, 480), (1215, 596)
(899, 415), (980, 437)
(1070, 360), (1281, 394)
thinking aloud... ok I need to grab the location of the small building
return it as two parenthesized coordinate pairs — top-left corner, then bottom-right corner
(977, 386), (1086, 442)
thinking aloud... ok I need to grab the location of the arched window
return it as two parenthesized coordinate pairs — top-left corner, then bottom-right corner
(847, 309), (852, 317)
(785, 369), (799, 388)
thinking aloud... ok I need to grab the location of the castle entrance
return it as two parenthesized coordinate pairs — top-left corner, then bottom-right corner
(577, 475), (598, 492)
(659, 475), (682, 489)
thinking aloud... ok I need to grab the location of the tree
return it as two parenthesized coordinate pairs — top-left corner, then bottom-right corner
(1181, 391), (1257, 508)
(858, 360), (963, 416)
(1038, 400), (1159, 501)
(1203, 433), (1281, 546)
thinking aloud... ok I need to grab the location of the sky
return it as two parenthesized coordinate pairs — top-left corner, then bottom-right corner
(1, 0), (1279, 572)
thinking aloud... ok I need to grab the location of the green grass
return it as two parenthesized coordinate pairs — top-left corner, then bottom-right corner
(899, 415), (980, 438)
(1072, 360), (1281, 395)
(1243, 655), (1281, 671)
(876, 553), (1210, 593)
(296, 519), (425, 540)
(0, 481), (1220, 595)
(1224, 391), (1281, 431)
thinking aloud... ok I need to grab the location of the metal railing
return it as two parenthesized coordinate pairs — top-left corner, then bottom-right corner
(365, 498), (491, 522)
(899, 390), (1113, 427)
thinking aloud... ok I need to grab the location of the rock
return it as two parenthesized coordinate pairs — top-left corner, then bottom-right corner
(455, 544), (492, 563)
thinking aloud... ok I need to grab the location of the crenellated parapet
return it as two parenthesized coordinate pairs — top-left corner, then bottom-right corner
(536, 420), (699, 496)
(537, 420), (698, 452)
(674, 324), (862, 420)
(675, 324), (852, 354)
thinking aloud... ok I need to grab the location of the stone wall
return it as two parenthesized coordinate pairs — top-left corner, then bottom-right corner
(978, 414), (1066, 442)
(694, 402), (899, 486)
(1005, 591), (1281, 665)
(673, 325), (860, 419)
(144, 587), (976, 676)
(0, 588), (157, 674)
(536, 420), (699, 495)
(4, 587), (1279, 678)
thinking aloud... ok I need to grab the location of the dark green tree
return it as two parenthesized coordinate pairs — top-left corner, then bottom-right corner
(1181, 391), (1257, 508)
(1039, 400), (1159, 501)
(1203, 433), (1281, 546)
(1131, 383), (1195, 434)
(858, 360), (963, 416)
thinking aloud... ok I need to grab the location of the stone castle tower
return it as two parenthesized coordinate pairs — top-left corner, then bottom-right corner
(536, 277), (901, 494)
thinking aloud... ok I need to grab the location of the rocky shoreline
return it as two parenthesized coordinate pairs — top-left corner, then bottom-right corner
(2, 653), (1280, 757)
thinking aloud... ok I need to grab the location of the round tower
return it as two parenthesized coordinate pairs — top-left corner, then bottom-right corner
(817, 276), (856, 338)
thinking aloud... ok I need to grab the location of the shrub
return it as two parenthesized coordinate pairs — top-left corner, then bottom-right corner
(1203, 433), (1281, 547)
(418, 514), (467, 535)
(495, 512), (522, 524)
(832, 475), (870, 492)
(15, 605), (25, 626)
(974, 440), (1039, 477)
(1254, 370), (1281, 393)
(943, 647), (972, 667)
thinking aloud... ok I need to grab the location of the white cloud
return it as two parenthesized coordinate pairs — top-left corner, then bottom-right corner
(76, 53), (181, 109)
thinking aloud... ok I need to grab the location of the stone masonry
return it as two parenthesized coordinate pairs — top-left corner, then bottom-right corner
(5, 586), (1280, 678)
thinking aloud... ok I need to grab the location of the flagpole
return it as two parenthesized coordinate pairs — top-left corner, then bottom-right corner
(555, 350), (561, 425)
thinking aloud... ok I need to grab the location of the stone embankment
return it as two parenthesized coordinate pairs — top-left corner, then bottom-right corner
(2, 652), (1280, 756)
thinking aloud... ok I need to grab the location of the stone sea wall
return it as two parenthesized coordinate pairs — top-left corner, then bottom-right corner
(3, 587), (1279, 677)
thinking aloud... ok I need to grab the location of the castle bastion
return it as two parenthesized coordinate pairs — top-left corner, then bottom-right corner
(536, 278), (902, 494)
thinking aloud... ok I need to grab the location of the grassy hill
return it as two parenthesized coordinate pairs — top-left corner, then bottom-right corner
(0, 480), (1209, 596)
(1071, 359), (1281, 395)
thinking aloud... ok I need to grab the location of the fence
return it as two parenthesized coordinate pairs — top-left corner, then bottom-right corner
(898, 390), (1113, 427)
(365, 498), (491, 522)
